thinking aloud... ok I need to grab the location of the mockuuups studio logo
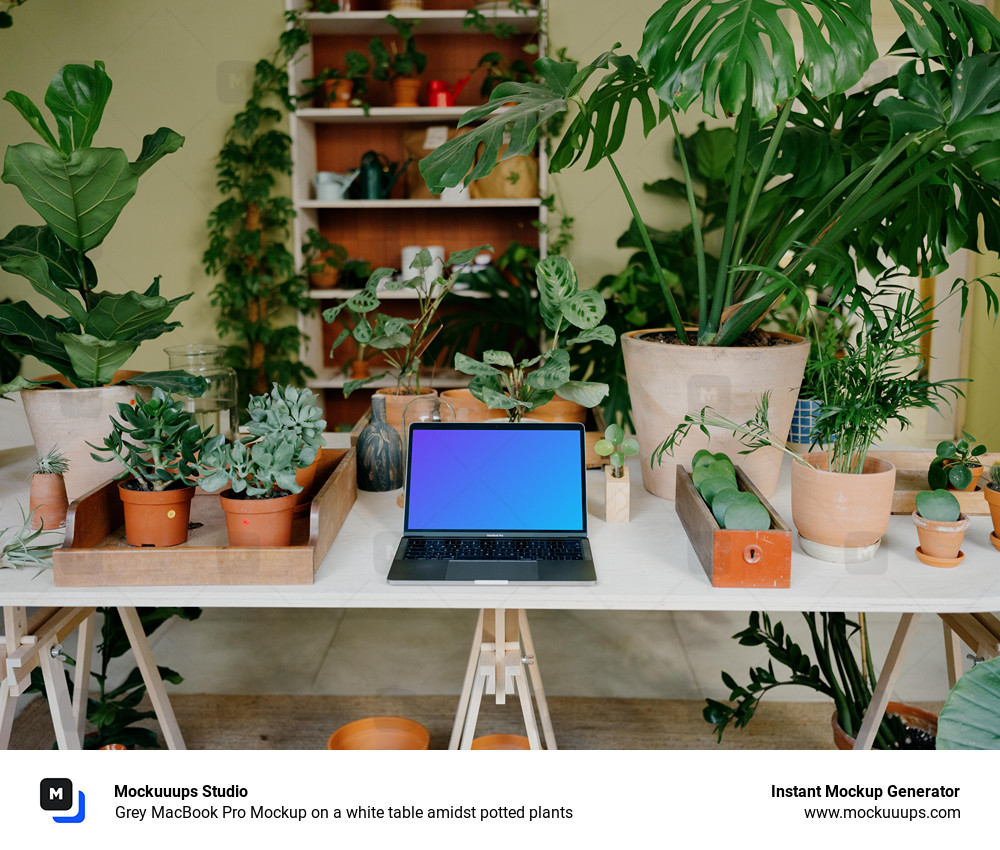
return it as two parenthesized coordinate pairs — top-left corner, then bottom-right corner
(40, 778), (86, 823)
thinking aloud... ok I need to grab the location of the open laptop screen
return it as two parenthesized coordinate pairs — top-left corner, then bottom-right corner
(404, 423), (587, 534)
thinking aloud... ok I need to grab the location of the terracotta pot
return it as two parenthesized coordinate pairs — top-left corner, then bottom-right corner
(29, 473), (69, 530)
(324, 78), (354, 108)
(293, 455), (320, 517)
(309, 251), (341, 288)
(389, 0), (423, 10)
(912, 510), (968, 564)
(791, 453), (896, 561)
(20, 371), (152, 500)
(349, 359), (371, 380)
(471, 734), (531, 750)
(392, 77), (421, 108)
(118, 482), (194, 547)
(375, 387), (437, 435)
(219, 489), (297, 547)
(832, 702), (938, 750)
(439, 388), (505, 422)
(947, 463), (983, 492)
(327, 716), (429, 750)
(531, 396), (587, 424)
(985, 484), (1000, 542)
(621, 329), (809, 500)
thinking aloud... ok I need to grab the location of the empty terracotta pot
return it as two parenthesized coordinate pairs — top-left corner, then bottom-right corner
(327, 716), (429, 750)
(29, 472), (69, 530)
(219, 490), (297, 547)
(118, 482), (195, 547)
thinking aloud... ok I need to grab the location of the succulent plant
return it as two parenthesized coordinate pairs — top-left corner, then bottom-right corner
(245, 383), (326, 467)
(1, 506), (58, 568)
(30, 445), (69, 477)
(915, 488), (962, 523)
(88, 388), (208, 491)
(690, 450), (770, 531)
(197, 432), (303, 499)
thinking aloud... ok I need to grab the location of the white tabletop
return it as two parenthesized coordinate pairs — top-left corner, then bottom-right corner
(2, 431), (999, 612)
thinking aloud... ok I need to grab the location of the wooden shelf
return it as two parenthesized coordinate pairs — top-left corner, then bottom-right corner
(309, 286), (490, 300)
(298, 198), (541, 209)
(297, 106), (507, 124)
(302, 8), (539, 36)
(308, 367), (470, 390)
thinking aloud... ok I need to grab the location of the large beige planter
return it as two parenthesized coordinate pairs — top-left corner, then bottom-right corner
(791, 453), (896, 561)
(621, 329), (808, 500)
(20, 375), (152, 500)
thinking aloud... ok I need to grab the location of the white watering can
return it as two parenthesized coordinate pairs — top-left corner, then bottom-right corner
(314, 170), (359, 201)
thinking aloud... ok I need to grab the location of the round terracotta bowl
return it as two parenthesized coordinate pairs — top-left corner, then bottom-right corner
(471, 734), (531, 750)
(832, 702), (938, 750)
(327, 717), (430, 750)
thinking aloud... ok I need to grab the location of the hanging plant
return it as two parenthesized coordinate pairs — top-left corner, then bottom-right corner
(203, 11), (314, 401)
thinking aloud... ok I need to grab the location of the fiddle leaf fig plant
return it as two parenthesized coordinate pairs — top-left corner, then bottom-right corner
(0, 61), (202, 395)
(455, 256), (614, 422)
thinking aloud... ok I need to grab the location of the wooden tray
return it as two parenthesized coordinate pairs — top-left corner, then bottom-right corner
(869, 450), (997, 516)
(52, 447), (357, 587)
(675, 466), (792, 589)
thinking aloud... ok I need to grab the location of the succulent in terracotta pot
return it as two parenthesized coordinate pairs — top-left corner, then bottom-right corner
(913, 488), (968, 566)
(27, 445), (69, 530)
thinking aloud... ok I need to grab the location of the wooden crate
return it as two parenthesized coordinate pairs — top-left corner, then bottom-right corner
(52, 447), (356, 587)
(868, 450), (998, 516)
(675, 466), (792, 589)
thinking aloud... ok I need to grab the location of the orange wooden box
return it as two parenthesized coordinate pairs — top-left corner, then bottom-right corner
(52, 447), (356, 587)
(675, 466), (791, 589)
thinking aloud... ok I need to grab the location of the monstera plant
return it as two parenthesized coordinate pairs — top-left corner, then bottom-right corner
(0, 61), (200, 394)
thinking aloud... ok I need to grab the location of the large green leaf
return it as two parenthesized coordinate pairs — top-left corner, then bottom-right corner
(44, 61), (113, 152)
(526, 349), (571, 390)
(2, 144), (138, 252)
(555, 380), (608, 408)
(937, 656), (1000, 749)
(57, 331), (136, 387)
(639, 0), (878, 121)
(0, 253), (87, 325)
(3, 90), (60, 151)
(565, 326), (617, 347)
(536, 254), (578, 331)
(124, 371), (208, 397)
(562, 289), (606, 330)
(0, 224), (96, 294)
(454, 352), (501, 378)
(0, 300), (76, 377)
(129, 127), (184, 177)
(83, 289), (192, 342)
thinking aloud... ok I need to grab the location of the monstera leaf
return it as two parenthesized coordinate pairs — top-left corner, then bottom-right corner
(937, 656), (1000, 749)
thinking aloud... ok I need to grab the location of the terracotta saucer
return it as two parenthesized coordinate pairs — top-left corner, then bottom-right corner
(471, 734), (531, 750)
(327, 716), (429, 750)
(915, 546), (964, 568)
(991, 532), (1000, 552)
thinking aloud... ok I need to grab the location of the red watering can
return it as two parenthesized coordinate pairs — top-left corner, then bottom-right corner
(427, 76), (470, 107)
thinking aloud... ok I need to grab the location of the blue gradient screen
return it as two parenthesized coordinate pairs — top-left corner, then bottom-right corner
(405, 424), (586, 532)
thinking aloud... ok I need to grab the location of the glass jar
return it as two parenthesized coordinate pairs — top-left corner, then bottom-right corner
(164, 344), (239, 441)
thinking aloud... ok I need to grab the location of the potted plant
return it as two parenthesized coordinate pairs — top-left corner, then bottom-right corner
(303, 228), (350, 289)
(421, 0), (1000, 500)
(244, 382), (326, 510)
(913, 489), (969, 567)
(928, 432), (987, 492)
(985, 463), (1000, 551)
(369, 14), (427, 107)
(301, 50), (370, 108)
(454, 255), (615, 422)
(594, 423), (639, 523)
(27, 446), (69, 531)
(659, 287), (967, 562)
(323, 245), (489, 431)
(88, 389), (208, 548)
(705, 611), (936, 750)
(0, 61), (205, 499)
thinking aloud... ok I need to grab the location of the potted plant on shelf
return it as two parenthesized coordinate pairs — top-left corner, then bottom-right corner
(705, 611), (936, 750)
(985, 463), (1000, 551)
(369, 14), (427, 107)
(421, 0), (1000, 500)
(303, 228), (349, 289)
(88, 389), (208, 548)
(912, 489), (969, 567)
(928, 432), (987, 492)
(454, 255), (615, 423)
(301, 50), (370, 109)
(0, 61), (205, 499)
(27, 446), (69, 531)
(323, 245), (490, 432)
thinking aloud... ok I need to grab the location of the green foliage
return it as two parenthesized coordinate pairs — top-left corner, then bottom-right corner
(937, 656), (1000, 749)
(704, 612), (911, 749)
(915, 489), (962, 522)
(370, 15), (427, 82)
(88, 388), (208, 492)
(0, 506), (57, 567)
(31, 445), (69, 476)
(245, 383), (326, 468)
(990, 462), (1000, 491)
(203, 12), (315, 401)
(0, 61), (199, 393)
(28, 607), (201, 749)
(928, 431), (986, 490)
(689, 452), (769, 529)
(594, 423), (638, 477)
(300, 50), (370, 106)
(454, 256), (614, 421)
(324, 246), (491, 396)
(421, 0), (1000, 348)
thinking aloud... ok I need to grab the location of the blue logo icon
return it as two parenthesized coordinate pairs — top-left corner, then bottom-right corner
(40, 779), (86, 823)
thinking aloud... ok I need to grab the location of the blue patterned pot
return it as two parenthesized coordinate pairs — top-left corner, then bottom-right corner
(788, 397), (822, 446)
(357, 394), (403, 491)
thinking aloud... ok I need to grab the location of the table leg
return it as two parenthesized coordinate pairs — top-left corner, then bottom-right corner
(943, 620), (963, 690)
(853, 612), (919, 751)
(73, 612), (95, 742)
(518, 610), (556, 750)
(38, 635), (82, 750)
(0, 678), (16, 749)
(450, 609), (485, 750)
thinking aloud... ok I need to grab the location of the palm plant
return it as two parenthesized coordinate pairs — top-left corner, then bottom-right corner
(421, 0), (1000, 347)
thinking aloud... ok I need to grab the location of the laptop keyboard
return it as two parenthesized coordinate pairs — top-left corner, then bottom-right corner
(404, 538), (584, 561)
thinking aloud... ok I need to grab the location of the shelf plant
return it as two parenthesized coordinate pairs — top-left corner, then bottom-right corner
(370, 15), (427, 106)
(0, 60), (200, 395)
(324, 245), (491, 397)
(454, 255), (615, 422)
(301, 50), (370, 108)
(928, 432), (986, 491)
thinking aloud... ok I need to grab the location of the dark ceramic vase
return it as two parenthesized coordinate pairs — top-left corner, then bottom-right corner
(357, 395), (403, 491)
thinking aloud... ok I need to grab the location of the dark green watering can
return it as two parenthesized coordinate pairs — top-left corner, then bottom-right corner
(353, 150), (410, 200)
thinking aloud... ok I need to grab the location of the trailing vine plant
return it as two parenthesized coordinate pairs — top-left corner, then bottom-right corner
(0, 0), (29, 30)
(203, 11), (314, 401)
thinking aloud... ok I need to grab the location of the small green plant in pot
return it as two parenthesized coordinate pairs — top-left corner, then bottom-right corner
(913, 489), (968, 566)
(928, 432), (986, 492)
(594, 424), (638, 480)
(89, 389), (209, 548)
(454, 256), (615, 422)
(302, 50), (370, 108)
(985, 463), (1000, 550)
(28, 446), (69, 531)
(370, 15), (427, 106)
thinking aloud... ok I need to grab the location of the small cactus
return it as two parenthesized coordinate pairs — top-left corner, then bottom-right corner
(30, 446), (69, 477)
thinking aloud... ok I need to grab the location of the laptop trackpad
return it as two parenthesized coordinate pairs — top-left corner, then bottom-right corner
(446, 560), (540, 581)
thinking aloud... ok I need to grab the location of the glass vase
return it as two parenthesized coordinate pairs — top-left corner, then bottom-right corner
(164, 344), (239, 441)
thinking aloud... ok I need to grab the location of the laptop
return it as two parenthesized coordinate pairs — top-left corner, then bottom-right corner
(387, 421), (597, 585)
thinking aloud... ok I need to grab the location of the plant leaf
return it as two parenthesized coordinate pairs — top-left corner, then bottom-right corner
(554, 380), (608, 408)
(44, 61), (113, 152)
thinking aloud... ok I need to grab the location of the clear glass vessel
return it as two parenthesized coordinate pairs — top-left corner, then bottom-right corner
(164, 344), (239, 441)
